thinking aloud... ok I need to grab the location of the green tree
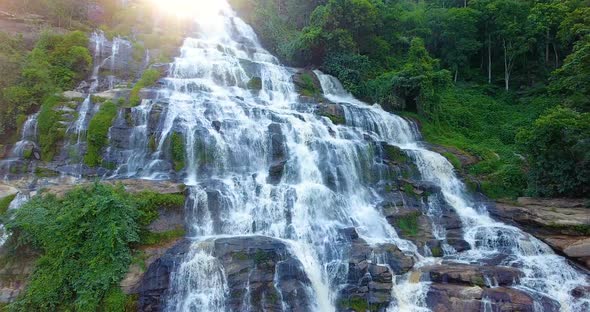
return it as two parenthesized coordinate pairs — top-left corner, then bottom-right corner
(550, 36), (590, 112)
(517, 106), (590, 197)
(438, 7), (481, 81)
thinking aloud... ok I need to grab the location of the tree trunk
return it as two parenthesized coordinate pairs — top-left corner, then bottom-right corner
(553, 43), (559, 68)
(503, 39), (509, 91)
(488, 34), (492, 84)
(454, 68), (458, 82)
(546, 31), (550, 64)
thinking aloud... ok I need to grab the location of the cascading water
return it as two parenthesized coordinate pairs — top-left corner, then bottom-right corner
(10, 113), (38, 158)
(315, 72), (590, 311)
(111, 1), (588, 311)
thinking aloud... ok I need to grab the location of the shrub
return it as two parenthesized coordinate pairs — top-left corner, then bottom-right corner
(0, 194), (16, 216)
(84, 101), (118, 167)
(516, 106), (590, 197)
(6, 184), (140, 312)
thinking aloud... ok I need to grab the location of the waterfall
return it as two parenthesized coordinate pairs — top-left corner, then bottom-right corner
(10, 113), (39, 158)
(107, 1), (589, 311)
(315, 72), (590, 311)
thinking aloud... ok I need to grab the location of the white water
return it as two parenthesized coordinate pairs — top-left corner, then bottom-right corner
(315, 72), (590, 311)
(105, 1), (590, 311)
(10, 113), (39, 158)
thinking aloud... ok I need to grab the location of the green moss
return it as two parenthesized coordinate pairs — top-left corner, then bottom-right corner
(471, 275), (485, 287)
(140, 227), (186, 246)
(430, 246), (443, 257)
(402, 183), (415, 195)
(132, 191), (186, 226)
(395, 212), (421, 237)
(130, 69), (161, 106)
(34, 167), (59, 178)
(232, 251), (250, 261)
(0, 194), (16, 216)
(37, 96), (66, 161)
(84, 101), (118, 167)
(384, 145), (407, 163)
(148, 135), (157, 153)
(247, 77), (262, 90)
(442, 152), (462, 170)
(254, 250), (272, 264)
(298, 73), (320, 97)
(170, 132), (185, 171)
(338, 297), (380, 312)
(321, 113), (346, 125)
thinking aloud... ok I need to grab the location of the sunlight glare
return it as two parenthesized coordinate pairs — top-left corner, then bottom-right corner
(149, 0), (228, 22)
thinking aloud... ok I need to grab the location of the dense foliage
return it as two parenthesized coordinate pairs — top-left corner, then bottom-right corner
(3, 184), (186, 311)
(232, 0), (590, 198)
(0, 31), (91, 139)
(5, 184), (140, 311)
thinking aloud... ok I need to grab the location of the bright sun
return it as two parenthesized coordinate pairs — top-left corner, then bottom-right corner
(149, 0), (228, 21)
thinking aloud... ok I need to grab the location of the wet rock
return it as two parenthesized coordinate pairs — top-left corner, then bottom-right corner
(482, 287), (557, 312)
(62, 90), (85, 100)
(247, 77), (262, 91)
(213, 236), (313, 312)
(292, 69), (321, 99)
(93, 88), (132, 102)
(426, 283), (483, 312)
(490, 197), (590, 269)
(267, 123), (287, 185)
(317, 103), (346, 125)
(421, 263), (523, 287)
(339, 229), (414, 309)
(138, 240), (191, 311)
(571, 285), (590, 298)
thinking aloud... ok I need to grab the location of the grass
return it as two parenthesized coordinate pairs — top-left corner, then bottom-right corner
(401, 84), (552, 199)
(84, 101), (118, 167)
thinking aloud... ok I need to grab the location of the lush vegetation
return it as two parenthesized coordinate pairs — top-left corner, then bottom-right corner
(84, 101), (118, 167)
(3, 184), (186, 311)
(0, 31), (91, 140)
(232, 0), (590, 198)
(5, 184), (139, 311)
(170, 132), (186, 171)
(37, 96), (67, 161)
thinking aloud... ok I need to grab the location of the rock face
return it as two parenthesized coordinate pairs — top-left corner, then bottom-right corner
(423, 263), (559, 312)
(292, 69), (322, 100)
(338, 228), (414, 310)
(138, 236), (314, 311)
(490, 197), (590, 269)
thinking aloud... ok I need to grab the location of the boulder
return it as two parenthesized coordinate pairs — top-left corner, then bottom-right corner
(421, 263), (523, 287)
(266, 123), (287, 185)
(491, 198), (590, 269)
(138, 236), (314, 312)
(317, 103), (346, 125)
(292, 69), (322, 99)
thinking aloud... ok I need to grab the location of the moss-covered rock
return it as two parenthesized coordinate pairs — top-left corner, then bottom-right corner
(247, 77), (262, 90)
(84, 101), (118, 167)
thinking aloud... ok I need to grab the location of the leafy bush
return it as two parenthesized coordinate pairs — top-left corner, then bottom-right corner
(517, 106), (590, 197)
(85, 101), (118, 167)
(0, 194), (16, 216)
(6, 184), (140, 311)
